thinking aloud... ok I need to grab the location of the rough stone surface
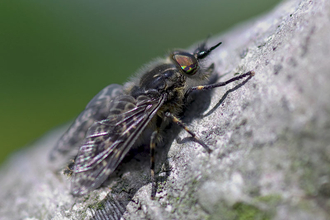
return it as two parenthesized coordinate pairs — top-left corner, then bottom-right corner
(1, 0), (330, 219)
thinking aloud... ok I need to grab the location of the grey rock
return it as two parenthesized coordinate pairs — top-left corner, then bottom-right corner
(1, 0), (330, 219)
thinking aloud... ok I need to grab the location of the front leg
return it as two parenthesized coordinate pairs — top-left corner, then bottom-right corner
(185, 70), (255, 99)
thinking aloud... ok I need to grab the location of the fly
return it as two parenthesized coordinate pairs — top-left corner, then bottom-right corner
(50, 40), (254, 198)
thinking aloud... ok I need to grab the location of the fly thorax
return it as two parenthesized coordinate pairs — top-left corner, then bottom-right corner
(138, 64), (175, 91)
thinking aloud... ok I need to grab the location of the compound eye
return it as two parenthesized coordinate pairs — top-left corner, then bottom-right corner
(172, 52), (199, 75)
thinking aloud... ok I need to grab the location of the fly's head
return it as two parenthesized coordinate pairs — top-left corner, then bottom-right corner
(135, 41), (222, 99)
(170, 41), (222, 89)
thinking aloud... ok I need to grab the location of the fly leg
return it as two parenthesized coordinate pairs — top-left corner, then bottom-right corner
(150, 110), (214, 198)
(164, 112), (212, 153)
(185, 70), (255, 99)
(150, 129), (158, 199)
(149, 116), (177, 199)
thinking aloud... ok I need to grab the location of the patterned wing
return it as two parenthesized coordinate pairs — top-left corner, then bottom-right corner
(71, 93), (166, 196)
(50, 84), (124, 161)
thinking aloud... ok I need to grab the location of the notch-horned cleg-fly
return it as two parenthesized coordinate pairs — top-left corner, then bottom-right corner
(50, 41), (254, 198)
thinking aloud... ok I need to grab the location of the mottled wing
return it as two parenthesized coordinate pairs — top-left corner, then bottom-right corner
(71, 93), (166, 196)
(50, 84), (124, 160)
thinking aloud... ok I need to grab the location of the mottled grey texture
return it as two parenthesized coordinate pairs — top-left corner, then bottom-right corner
(1, 0), (330, 219)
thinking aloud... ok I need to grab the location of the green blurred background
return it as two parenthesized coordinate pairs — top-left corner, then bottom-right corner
(0, 0), (281, 166)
